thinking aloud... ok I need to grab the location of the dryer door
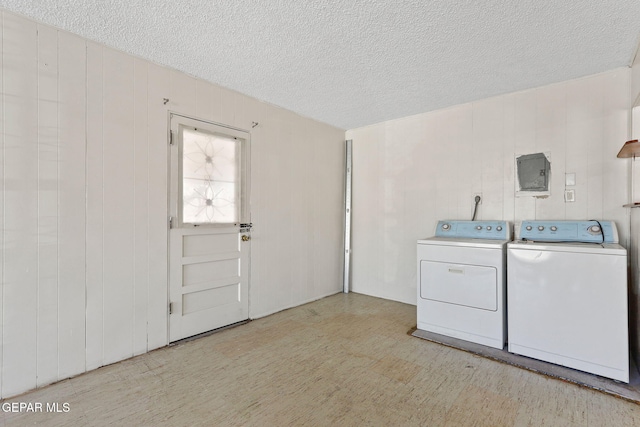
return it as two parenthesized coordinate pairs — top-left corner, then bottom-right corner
(420, 261), (497, 311)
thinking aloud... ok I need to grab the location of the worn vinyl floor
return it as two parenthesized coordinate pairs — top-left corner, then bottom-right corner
(1, 292), (639, 426)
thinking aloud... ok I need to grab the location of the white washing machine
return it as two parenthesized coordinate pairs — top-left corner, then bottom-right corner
(508, 220), (629, 383)
(417, 220), (511, 349)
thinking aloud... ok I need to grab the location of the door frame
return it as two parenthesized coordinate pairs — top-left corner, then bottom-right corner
(166, 112), (252, 342)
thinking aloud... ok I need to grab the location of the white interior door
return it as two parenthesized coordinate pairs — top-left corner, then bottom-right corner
(169, 114), (250, 342)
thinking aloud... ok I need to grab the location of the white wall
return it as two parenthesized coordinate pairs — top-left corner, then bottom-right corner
(347, 68), (630, 305)
(0, 11), (345, 399)
(629, 44), (640, 370)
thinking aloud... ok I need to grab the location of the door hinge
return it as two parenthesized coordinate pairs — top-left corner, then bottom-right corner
(169, 216), (173, 229)
(169, 302), (174, 315)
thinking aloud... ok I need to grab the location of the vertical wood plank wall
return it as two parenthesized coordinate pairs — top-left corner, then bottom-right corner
(347, 69), (631, 305)
(630, 48), (640, 373)
(0, 11), (345, 398)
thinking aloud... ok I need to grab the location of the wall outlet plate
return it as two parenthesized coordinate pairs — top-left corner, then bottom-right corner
(564, 189), (575, 202)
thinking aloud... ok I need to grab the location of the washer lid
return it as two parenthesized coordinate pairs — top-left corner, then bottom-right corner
(508, 240), (626, 255)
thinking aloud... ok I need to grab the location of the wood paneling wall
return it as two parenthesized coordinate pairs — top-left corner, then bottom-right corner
(629, 44), (640, 373)
(0, 11), (344, 398)
(347, 69), (630, 305)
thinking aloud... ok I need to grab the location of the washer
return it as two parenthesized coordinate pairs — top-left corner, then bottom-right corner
(508, 220), (629, 383)
(417, 220), (511, 349)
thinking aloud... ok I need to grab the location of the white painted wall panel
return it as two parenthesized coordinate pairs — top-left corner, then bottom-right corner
(217, 87), (236, 128)
(248, 104), (344, 318)
(565, 77), (591, 220)
(272, 108), (295, 310)
(451, 106), (474, 220)
(475, 98), (505, 221)
(432, 111), (452, 221)
(290, 117), (309, 304)
(632, 45), (640, 107)
(102, 48), (135, 365)
(2, 13), (39, 397)
(350, 68), (631, 305)
(501, 95), (516, 221)
(57, 31), (87, 380)
(534, 85), (566, 220)
(350, 124), (383, 298)
(208, 84), (223, 126)
(383, 117), (417, 303)
(512, 91), (537, 221)
(630, 48), (640, 375)
(0, 13), (4, 395)
(146, 62), (170, 352)
(0, 10), (344, 399)
(585, 77), (606, 222)
(602, 70), (631, 247)
(195, 79), (213, 120)
(233, 93), (254, 131)
(36, 23), (59, 388)
(133, 59), (149, 356)
(170, 71), (197, 118)
(85, 41), (104, 371)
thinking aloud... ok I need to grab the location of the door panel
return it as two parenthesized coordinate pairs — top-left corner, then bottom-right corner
(169, 114), (250, 342)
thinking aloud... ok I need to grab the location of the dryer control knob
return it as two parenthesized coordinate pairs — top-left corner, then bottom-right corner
(496, 226), (503, 231)
(590, 225), (601, 233)
(550, 226), (557, 231)
(538, 226), (545, 231)
(442, 223), (450, 230)
(475, 225), (482, 230)
(526, 226), (532, 231)
(486, 226), (492, 231)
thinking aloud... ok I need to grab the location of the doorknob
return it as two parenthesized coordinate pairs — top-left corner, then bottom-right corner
(241, 235), (250, 242)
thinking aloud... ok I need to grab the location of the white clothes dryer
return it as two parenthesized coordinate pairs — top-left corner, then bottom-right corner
(507, 220), (629, 383)
(417, 220), (511, 350)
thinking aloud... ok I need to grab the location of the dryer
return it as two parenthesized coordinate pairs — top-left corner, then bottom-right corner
(417, 220), (511, 350)
(507, 220), (629, 383)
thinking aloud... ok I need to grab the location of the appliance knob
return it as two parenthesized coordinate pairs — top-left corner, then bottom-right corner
(496, 226), (502, 231)
(550, 226), (557, 231)
(442, 223), (450, 230)
(476, 225), (482, 230)
(538, 226), (545, 231)
(486, 226), (492, 231)
(525, 226), (532, 231)
(590, 225), (601, 233)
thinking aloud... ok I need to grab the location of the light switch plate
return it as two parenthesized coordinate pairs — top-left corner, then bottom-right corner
(565, 173), (576, 186)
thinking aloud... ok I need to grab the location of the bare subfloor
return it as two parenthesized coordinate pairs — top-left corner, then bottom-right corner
(1, 293), (639, 426)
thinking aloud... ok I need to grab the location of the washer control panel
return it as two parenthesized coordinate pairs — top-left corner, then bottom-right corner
(435, 220), (511, 240)
(516, 220), (618, 243)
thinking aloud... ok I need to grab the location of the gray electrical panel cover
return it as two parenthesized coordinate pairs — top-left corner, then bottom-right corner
(516, 153), (550, 192)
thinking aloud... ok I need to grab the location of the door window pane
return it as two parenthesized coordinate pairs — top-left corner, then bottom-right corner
(182, 127), (240, 224)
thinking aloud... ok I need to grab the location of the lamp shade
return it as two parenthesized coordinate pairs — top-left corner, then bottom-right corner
(617, 140), (640, 158)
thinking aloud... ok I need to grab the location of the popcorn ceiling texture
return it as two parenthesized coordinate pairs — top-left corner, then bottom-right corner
(1, 0), (640, 130)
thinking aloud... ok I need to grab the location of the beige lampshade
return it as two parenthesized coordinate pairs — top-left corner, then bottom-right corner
(617, 140), (640, 158)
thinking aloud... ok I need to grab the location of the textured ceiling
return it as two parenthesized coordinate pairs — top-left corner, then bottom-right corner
(1, 1), (640, 130)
